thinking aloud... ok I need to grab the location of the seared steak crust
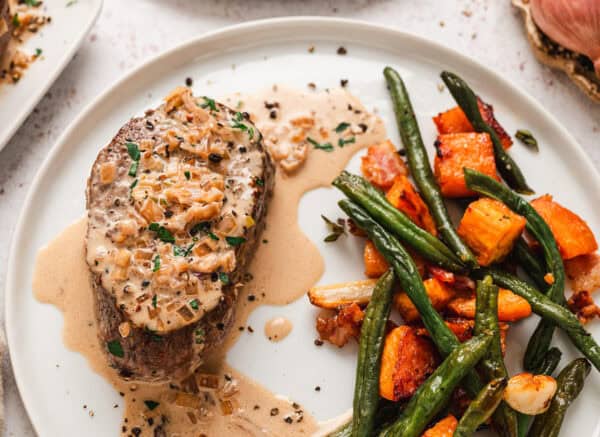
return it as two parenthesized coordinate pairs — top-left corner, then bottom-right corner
(86, 89), (274, 382)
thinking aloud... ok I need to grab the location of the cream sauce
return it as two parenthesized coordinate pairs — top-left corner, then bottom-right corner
(264, 317), (293, 342)
(33, 85), (387, 436)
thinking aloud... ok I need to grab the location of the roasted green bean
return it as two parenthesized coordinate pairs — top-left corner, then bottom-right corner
(333, 171), (464, 272)
(477, 267), (600, 371)
(352, 269), (395, 437)
(511, 237), (548, 290)
(473, 276), (518, 437)
(529, 358), (591, 437)
(454, 378), (507, 437)
(441, 71), (533, 194)
(464, 168), (566, 371)
(379, 334), (492, 437)
(383, 66), (477, 267)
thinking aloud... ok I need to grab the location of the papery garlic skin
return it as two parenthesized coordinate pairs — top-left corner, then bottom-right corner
(531, 0), (600, 77)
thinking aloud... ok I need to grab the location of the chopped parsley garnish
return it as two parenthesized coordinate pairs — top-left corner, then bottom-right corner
(34, 48), (43, 57)
(231, 112), (254, 139)
(107, 340), (124, 358)
(338, 137), (356, 147)
(184, 170), (191, 180)
(126, 142), (141, 177)
(307, 137), (334, 152)
(334, 122), (350, 133)
(12, 14), (20, 27)
(200, 96), (219, 112)
(225, 236), (246, 247)
(129, 179), (138, 190)
(126, 142), (140, 161)
(189, 299), (199, 310)
(144, 400), (160, 411)
(149, 223), (175, 243)
(219, 272), (230, 285)
(321, 215), (346, 242)
(254, 177), (264, 187)
(208, 231), (219, 241)
(66, 0), (78, 6)
(25, 0), (42, 5)
(515, 129), (539, 152)
(128, 161), (138, 177)
(152, 294), (157, 308)
(173, 243), (194, 257)
(152, 255), (161, 272)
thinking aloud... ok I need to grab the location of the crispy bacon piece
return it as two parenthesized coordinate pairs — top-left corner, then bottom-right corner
(565, 253), (600, 294)
(568, 290), (600, 324)
(427, 265), (476, 292)
(316, 303), (364, 347)
(360, 140), (408, 190)
(379, 326), (439, 401)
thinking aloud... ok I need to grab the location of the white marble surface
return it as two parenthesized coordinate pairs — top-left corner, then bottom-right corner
(1, 0), (599, 435)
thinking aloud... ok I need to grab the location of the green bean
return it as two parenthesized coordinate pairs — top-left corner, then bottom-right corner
(333, 171), (465, 272)
(352, 269), (395, 437)
(383, 66), (477, 268)
(441, 71), (533, 194)
(516, 347), (562, 437)
(454, 378), (508, 437)
(477, 267), (600, 371)
(464, 168), (566, 371)
(473, 276), (518, 437)
(379, 334), (492, 437)
(529, 358), (591, 437)
(511, 238), (548, 290)
(339, 199), (483, 396)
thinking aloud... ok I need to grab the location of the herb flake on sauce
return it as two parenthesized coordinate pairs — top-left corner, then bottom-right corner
(307, 137), (334, 152)
(225, 236), (246, 247)
(149, 223), (175, 244)
(143, 400), (160, 411)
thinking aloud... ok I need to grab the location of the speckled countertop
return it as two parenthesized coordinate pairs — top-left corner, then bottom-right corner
(1, 0), (599, 435)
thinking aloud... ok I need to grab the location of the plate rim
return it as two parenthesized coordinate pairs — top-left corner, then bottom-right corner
(6, 16), (600, 434)
(0, 0), (104, 152)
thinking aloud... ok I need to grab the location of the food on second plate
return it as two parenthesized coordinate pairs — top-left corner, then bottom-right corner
(314, 67), (600, 437)
(86, 87), (274, 381)
(0, 0), (11, 58)
(513, 0), (600, 102)
(0, 0), (49, 83)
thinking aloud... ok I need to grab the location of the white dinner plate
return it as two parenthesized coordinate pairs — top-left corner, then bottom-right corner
(6, 17), (600, 436)
(0, 0), (102, 152)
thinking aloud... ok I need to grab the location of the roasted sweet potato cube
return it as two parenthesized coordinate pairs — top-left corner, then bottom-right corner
(394, 278), (455, 323)
(379, 326), (438, 401)
(432, 98), (512, 149)
(458, 198), (526, 265)
(386, 174), (437, 235)
(432, 107), (473, 135)
(447, 288), (532, 322)
(531, 194), (598, 260)
(422, 414), (458, 437)
(360, 140), (408, 190)
(433, 133), (500, 198)
(364, 240), (390, 278)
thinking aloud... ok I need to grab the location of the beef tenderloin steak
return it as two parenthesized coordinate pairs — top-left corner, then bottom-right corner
(86, 87), (274, 382)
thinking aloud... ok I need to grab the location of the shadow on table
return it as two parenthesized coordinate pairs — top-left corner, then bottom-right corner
(145, 0), (389, 20)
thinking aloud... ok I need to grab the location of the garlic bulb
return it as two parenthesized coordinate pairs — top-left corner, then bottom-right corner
(531, 0), (600, 77)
